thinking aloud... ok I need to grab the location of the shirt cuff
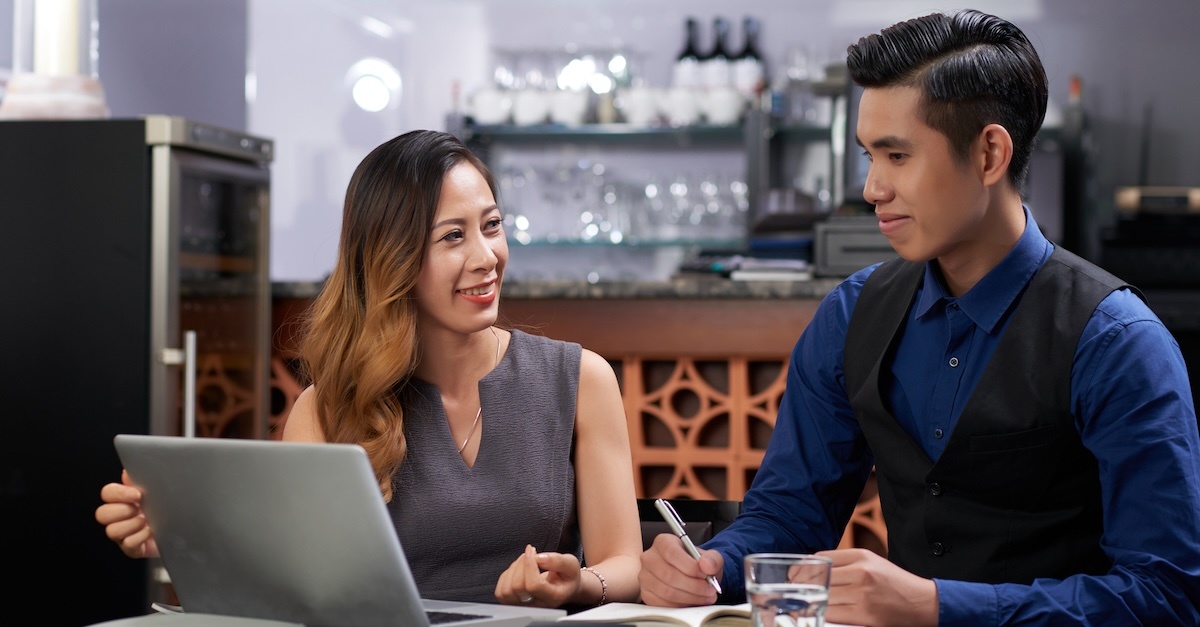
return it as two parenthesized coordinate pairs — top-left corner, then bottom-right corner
(717, 551), (744, 602)
(934, 578), (997, 626)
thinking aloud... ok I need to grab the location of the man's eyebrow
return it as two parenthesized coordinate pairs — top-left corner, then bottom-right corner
(858, 135), (915, 152)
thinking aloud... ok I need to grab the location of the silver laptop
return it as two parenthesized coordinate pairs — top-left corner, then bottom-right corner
(113, 434), (566, 627)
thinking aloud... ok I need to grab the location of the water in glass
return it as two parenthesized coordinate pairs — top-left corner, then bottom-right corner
(747, 581), (828, 627)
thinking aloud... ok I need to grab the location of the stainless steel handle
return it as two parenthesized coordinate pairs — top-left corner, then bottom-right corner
(159, 330), (198, 437)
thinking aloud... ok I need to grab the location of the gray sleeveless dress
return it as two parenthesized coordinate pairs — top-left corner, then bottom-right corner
(386, 329), (583, 602)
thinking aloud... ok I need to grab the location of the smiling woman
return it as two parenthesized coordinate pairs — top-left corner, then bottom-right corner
(96, 129), (645, 611)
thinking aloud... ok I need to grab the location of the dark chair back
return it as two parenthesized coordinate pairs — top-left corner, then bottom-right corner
(636, 498), (742, 551)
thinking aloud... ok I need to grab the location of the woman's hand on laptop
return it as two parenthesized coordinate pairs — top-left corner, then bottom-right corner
(95, 469), (161, 559)
(494, 544), (583, 608)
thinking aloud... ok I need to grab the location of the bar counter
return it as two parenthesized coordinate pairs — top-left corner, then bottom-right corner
(274, 275), (843, 357)
(273, 274), (843, 300)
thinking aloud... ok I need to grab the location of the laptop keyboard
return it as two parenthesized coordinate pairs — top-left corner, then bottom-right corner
(426, 610), (492, 624)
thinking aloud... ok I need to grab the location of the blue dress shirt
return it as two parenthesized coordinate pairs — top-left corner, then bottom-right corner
(704, 209), (1200, 624)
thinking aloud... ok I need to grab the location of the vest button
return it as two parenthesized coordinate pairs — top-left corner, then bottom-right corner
(932, 542), (945, 556)
(929, 482), (943, 496)
(933, 428), (944, 439)
(949, 357), (960, 367)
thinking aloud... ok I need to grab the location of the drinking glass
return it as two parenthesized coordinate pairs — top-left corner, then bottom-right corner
(744, 553), (831, 627)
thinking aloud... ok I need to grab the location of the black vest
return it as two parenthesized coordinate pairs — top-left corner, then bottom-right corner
(843, 247), (1136, 584)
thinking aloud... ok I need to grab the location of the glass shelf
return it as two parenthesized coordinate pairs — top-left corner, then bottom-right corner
(465, 121), (835, 145)
(507, 236), (744, 248)
(1033, 127), (1064, 153)
(773, 125), (835, 142)
(456, 111), (832, 258)
(466, 122), (747, 146)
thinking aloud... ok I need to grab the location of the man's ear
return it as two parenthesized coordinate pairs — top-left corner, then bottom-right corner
(977, 123), (1013, 187)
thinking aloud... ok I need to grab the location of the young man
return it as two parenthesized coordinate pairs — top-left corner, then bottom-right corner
(639, 9), (1200, 626)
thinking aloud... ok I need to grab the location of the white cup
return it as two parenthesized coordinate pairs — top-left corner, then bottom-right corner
(550, 89), (588, 126)
(469, 87), (512, 125)
(512, 89), (550, 125)
(617, 86), (659, 126)
(659, 86), (701, 127)
(700, 86), (745, 126)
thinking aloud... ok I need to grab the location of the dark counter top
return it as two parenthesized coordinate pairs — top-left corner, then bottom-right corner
(273, 275), (843, 301)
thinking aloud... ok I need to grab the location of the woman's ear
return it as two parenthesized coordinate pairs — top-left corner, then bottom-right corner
(977, 123), (1013, 187)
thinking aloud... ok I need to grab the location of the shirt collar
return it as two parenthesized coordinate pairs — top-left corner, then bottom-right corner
(913, 206), (1052, 333)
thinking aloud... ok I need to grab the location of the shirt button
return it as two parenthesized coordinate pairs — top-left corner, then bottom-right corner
(929, 482), (943, 496)
(949, 357), (960, 367)
(934, 428), (944, 439)
(932, 542), (945, 556)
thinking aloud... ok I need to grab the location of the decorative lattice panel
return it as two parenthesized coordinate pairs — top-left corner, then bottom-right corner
(190, 352), (260, 439)
(269, 355), (307, 439)
(620, 356), (885, 556)
(623, 357), (777, 500)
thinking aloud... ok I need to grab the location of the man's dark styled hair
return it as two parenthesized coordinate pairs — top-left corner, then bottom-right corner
(845, 9), (1048, 190)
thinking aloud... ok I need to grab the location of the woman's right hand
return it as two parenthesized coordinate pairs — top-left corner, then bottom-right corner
(95, 469), (159, 559)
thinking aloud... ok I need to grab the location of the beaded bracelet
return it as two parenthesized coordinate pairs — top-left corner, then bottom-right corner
(580, 566), (608, 605)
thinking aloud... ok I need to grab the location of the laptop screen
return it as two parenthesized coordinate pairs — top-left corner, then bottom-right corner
(114, 434), (565, 627)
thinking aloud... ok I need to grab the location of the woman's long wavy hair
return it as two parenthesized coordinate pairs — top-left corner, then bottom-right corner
(299, 130), (497, 502)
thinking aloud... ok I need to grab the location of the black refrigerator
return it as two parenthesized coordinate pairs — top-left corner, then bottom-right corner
(0, 116), (273, 626)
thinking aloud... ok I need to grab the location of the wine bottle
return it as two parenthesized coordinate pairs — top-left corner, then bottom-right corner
(733, 16), (766, 101)
(701, 16), (732, 89)
(1061, 74), (1089, 253)
(672, 17), (702, 89)
(1062, 75), (1086, 142)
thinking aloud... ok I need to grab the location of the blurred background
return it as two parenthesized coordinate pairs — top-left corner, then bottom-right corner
(1, 0), (1195, 283)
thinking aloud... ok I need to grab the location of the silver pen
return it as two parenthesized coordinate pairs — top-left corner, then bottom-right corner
(654, 498), (723, 594)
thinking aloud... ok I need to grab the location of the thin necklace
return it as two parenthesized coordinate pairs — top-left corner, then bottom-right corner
(457, 326), (500, 454)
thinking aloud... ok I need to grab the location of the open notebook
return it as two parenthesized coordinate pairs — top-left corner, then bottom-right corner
(113, 434), (565, 627)
(560, 602), (864, 627)
(559, 602), (752, 626)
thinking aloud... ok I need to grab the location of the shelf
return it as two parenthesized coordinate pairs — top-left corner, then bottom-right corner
(465, 121), (836, 145)
(456, 110), (835, 265)
(507, 236), (744, 248)
(180, 251), (257, 273)
(1033, 127), (1065, 153)
(465, 122), (745, 146)
(772, 125), (834, 142)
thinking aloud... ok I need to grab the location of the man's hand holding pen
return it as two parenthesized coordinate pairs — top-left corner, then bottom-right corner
(653, 498), (723, 595)
(639, 533), (725, 607)
(638, 499), (725, 607)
